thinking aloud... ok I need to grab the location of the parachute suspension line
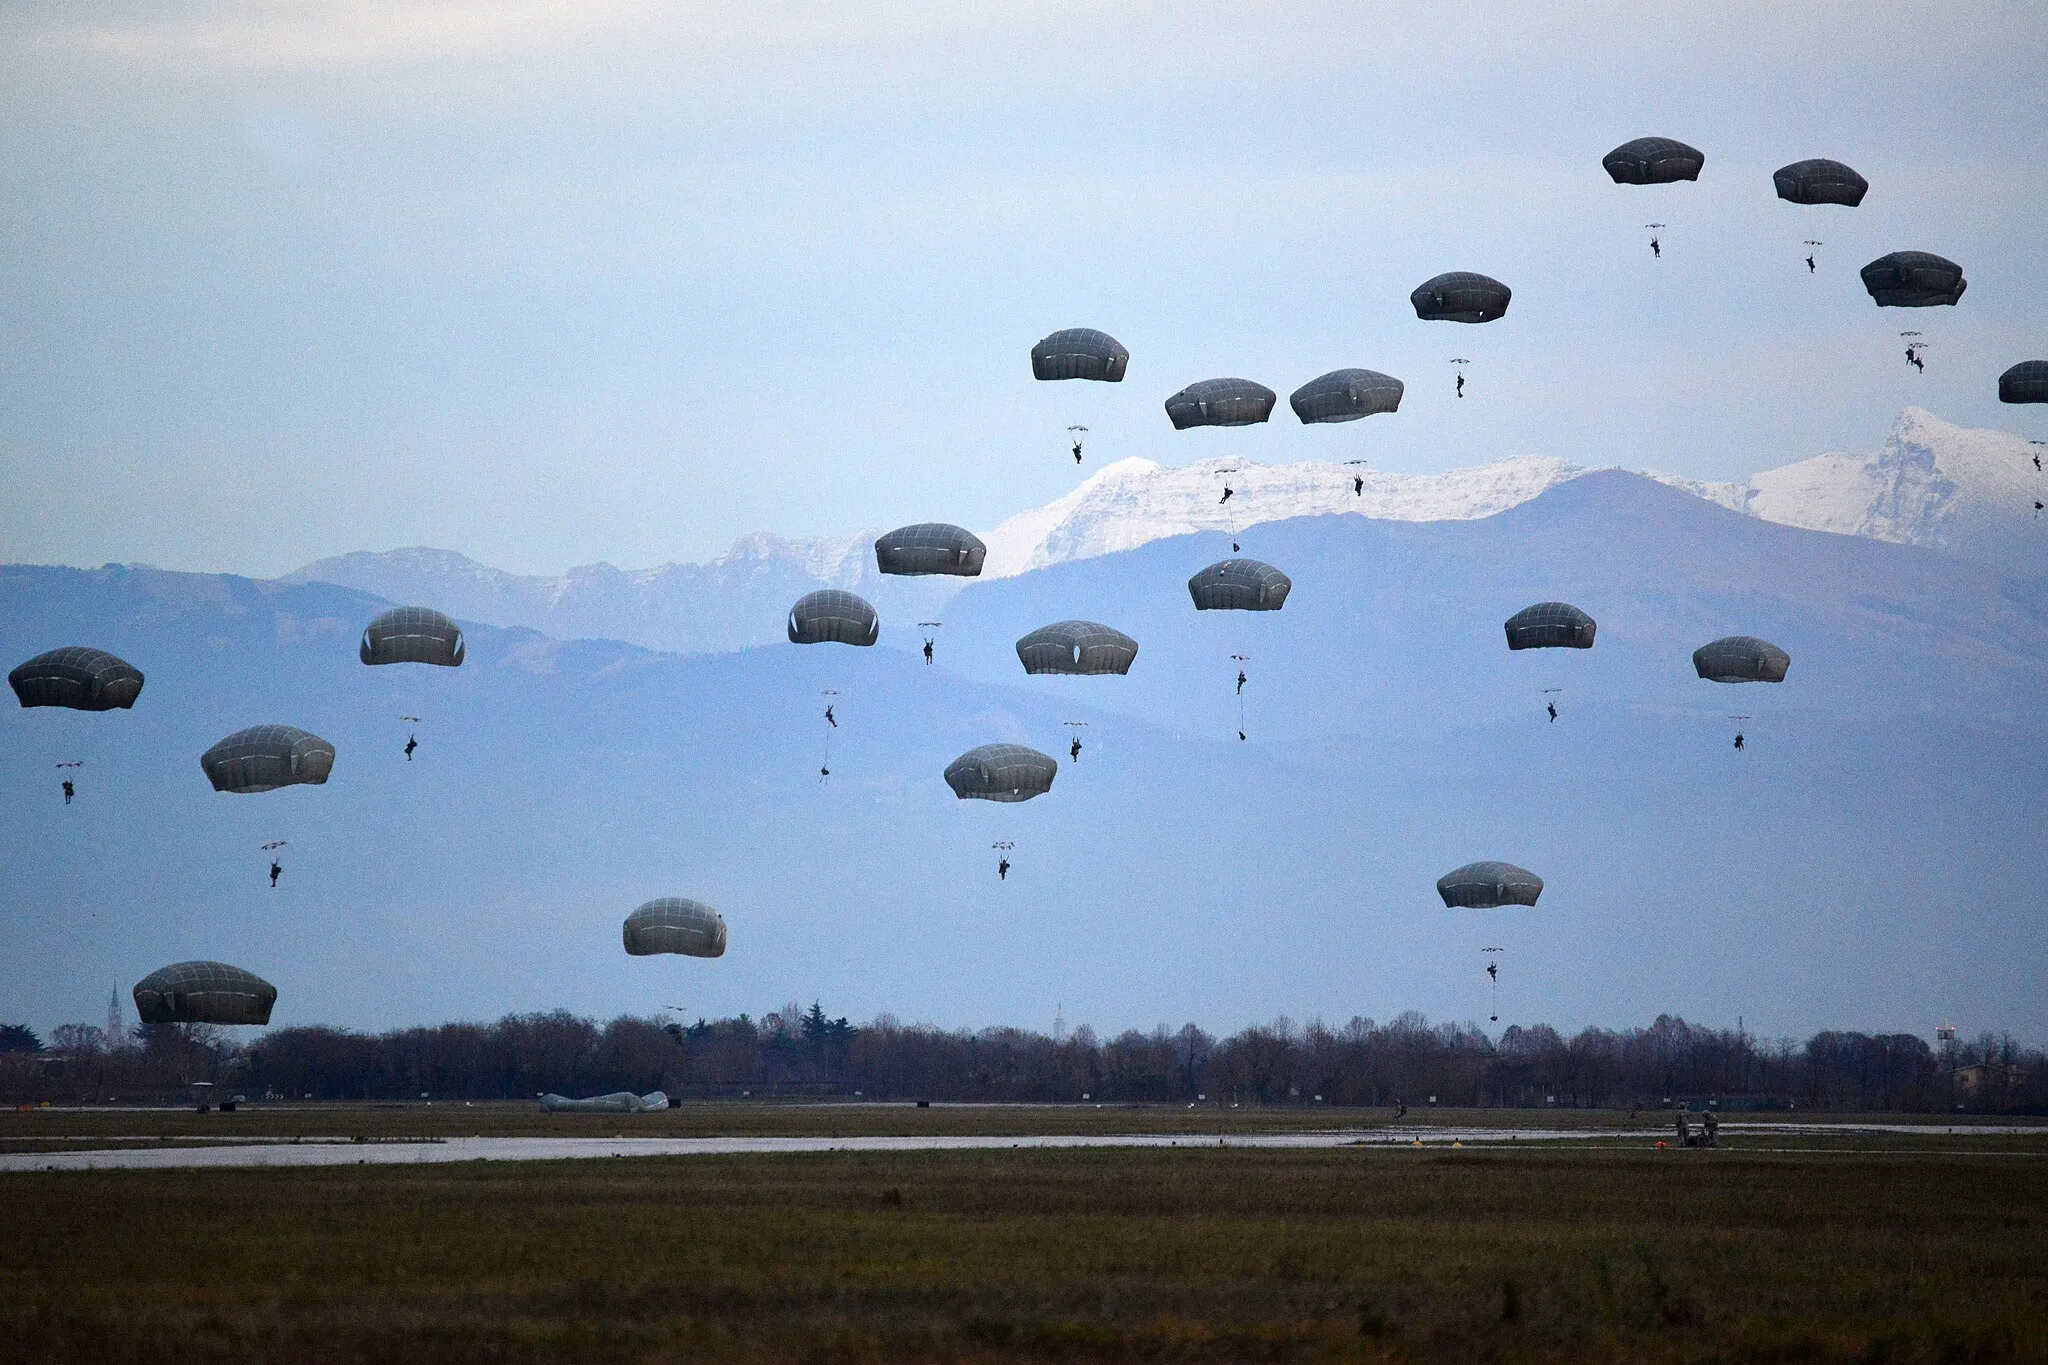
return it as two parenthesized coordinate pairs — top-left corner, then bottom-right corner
(819, 690), (840, 781)
(1231, 654), (1251, 742)
(1482, 947), (1505, 1025)
(1449, 357), (1469, 399)
(1217, 466), (1240, 552)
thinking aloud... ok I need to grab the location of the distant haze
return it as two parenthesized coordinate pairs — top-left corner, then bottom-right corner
(284, 409), (2048, 657)
(2, 3), (2045, 576)
(6, 473), (2044, 1043)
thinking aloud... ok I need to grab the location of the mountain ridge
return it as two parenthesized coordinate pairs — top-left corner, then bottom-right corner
(6, 471), (2045, 1042)
(264, 407), (2043, 658)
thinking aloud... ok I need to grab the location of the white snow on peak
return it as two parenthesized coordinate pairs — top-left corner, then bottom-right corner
(707, 529), (877, 586)
(980, 454), (1590, 578)
(283, 409), (2042, 658)
(1647, 407), (2041, 578)
(982, 409), (2043, 582)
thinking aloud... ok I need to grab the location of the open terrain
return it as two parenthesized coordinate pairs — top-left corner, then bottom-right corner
(5, 1135), (2045, 1363)
(5, 1101), (2041, 1151)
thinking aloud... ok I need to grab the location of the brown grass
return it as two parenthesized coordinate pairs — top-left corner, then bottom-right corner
(3, 1144), (2045, 1363)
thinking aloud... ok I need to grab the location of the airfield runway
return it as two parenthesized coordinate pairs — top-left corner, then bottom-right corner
(7, 1121), (2041, 1172)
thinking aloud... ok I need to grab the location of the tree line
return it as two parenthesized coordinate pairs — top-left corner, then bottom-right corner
(6, 1007), (2043, 1113)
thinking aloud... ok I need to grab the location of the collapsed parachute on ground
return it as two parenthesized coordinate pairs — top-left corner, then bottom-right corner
(1436, 861), (1545, 909)
(1693, 636), (1791, 683)
(133, 961), (277, 1026)
(945, 744), (1057, 802)
(1603, 137), (1705, 184)
(8, 647), (145, 711)
(201, 725), (336, 793)
(1015, 621), (1139, 675)
(539, 1091), (671, 1113)
(1504, 602), (1597, 650)
(788, 590), (879, 646)
(623, 898), (728, 958)
(1188, 559), (1291, 611)
(1410, 273), (1512, 323)
(875, 524), (986, 577)
(1031, 328), (1130, 382)
(1164, 378), (1276, 429)
(1860, 252), (1966, 307)
(1290, 369), (1404, 424)
(360, 606), (465, 667)
(1998, 361), (2048, 404)
(1773, 158), (1868, 207)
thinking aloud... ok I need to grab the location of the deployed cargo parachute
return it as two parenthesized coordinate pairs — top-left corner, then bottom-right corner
(623, 899), (728, 958)
(9, 647), (144, 711)
(133, 961), (278, 1026)
(360, 607), (465, 667)
(201, 726), (336, 793)
(1603, 136), (1704, 184)
(1436, 862), (1545, 909)
(1031, 328), (1129, 382)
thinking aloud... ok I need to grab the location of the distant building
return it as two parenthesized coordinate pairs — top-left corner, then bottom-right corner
(1953, 1064), (2022, 1100)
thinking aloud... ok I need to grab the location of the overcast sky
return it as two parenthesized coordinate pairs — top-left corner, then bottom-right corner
(3, 1), (2043, 578)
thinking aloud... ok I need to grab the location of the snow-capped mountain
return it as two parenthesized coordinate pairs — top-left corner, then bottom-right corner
(283, 408), (2043, 655)
(1653, 408), (2043, 583)
(978, 454), (1587, 577)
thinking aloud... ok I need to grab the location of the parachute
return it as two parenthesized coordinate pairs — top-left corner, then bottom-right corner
(1602, 137), (1705, 184)
(8, 647), (144, 711)
(1164, 378), (1276, 429)
(133, 961), (277, 1026)
(1188, 559), (1291, 612)
(1289, 369), (1404, 424)
(1015, 621), (1139, 676)
(200, 725), (336, 794)
(1692, 636), (1791, 684)
(875, 524), (986, 577)
(359, 607), (464, 667)
(623, 898), (728, 958)
(788, 590), (880, 646)
(1504, 602), (1597, 650)
(539, 1091), (670, 1113)
(1436, 861), (1544, 909)
(1998, 361), (2048, 405)
(944, 744), (1057, 802)
(1031, 328), (1130, 382)
(1860, 252), (1966, 307)
(1410, 273), (1512, 323)
(1773, 158), (1868, 207)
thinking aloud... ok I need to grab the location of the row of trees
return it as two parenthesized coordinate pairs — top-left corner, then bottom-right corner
(7, 1008), (2043, 1112)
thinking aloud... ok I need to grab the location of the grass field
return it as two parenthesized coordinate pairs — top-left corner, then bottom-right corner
(4, 1141), (2045, 1363)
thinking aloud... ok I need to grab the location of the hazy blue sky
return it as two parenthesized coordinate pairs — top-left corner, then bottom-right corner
(3, 1), (2044, 577)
